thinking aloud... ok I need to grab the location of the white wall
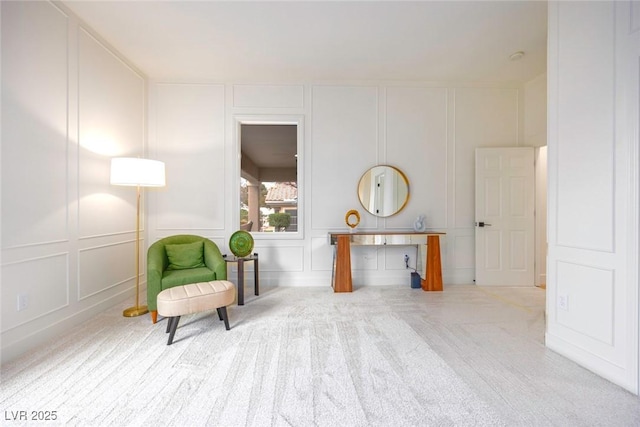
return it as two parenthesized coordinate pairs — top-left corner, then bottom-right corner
(534, 147), (547, 287)
(524, 73), (548, 287)
(148, 83), (527, 288)
(524, 74), (547, 148)
(1, 1), (147, 363)
(546, 1), (639, 393)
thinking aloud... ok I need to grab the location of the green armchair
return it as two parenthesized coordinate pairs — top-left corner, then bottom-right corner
(147, 235), (227, 323)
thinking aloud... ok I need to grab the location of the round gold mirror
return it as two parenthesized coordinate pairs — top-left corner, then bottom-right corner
(357, 165), (409, 217)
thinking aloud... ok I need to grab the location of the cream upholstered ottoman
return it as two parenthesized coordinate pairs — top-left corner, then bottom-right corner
(157, 280), (235, 345)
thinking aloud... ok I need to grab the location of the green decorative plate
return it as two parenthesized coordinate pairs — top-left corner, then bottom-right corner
(229, 230), (254, 258)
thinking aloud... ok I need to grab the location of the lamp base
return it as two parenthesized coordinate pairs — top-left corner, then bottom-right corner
(123, 305), (149, 317)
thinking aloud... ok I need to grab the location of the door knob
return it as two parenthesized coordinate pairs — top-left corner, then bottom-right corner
(476, 221), (492, 227)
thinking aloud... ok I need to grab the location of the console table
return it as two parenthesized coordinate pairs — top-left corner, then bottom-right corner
(328, 231), (445, 293)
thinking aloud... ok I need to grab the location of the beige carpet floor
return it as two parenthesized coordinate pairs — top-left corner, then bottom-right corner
(1, 284), (639, 426)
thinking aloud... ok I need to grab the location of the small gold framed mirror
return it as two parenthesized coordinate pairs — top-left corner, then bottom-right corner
(345, 209), (361, 229)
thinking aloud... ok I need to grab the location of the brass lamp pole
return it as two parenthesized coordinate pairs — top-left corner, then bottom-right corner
(124, 183), (145, 317)
(110, 157), (166, 317)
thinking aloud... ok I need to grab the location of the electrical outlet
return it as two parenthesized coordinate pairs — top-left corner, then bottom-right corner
(17, 293), (28, 311)
(557, 294), (568, 311)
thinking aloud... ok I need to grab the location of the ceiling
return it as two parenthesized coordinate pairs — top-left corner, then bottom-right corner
(62, 0), (548, 84)
(62, 1), (547, 180)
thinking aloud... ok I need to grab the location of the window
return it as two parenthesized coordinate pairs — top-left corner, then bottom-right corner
(237, 118), (302, 236)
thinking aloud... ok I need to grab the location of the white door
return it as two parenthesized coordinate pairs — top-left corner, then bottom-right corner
(475, 147), (535, 286)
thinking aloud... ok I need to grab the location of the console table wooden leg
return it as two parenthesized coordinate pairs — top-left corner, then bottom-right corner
(333, 235), (353, 292)
(422, 235), (443, 291)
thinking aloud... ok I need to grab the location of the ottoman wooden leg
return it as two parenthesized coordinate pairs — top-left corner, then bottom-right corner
(216, 307), (223, 321)
(167, 316), (181, 345)
(219, 306), (230, 330)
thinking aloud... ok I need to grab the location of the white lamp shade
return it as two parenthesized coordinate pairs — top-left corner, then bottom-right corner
(110, 157), (166, 187)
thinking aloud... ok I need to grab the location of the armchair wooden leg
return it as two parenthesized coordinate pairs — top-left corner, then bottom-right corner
(151, 310), (158, 324)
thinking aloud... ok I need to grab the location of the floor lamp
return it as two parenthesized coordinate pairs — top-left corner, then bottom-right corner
(110, 157), (166, 317)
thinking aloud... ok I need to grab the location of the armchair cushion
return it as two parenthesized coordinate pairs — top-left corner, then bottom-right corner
(165, 241), (205, 270)
(161, 267), (216, 288)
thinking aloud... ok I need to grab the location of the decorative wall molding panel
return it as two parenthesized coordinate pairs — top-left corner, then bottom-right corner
(547, 0), (639, 393)
(1, 253), (69, 331)
(1, 1), (147, 363)
(233, 84), (304, 108)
